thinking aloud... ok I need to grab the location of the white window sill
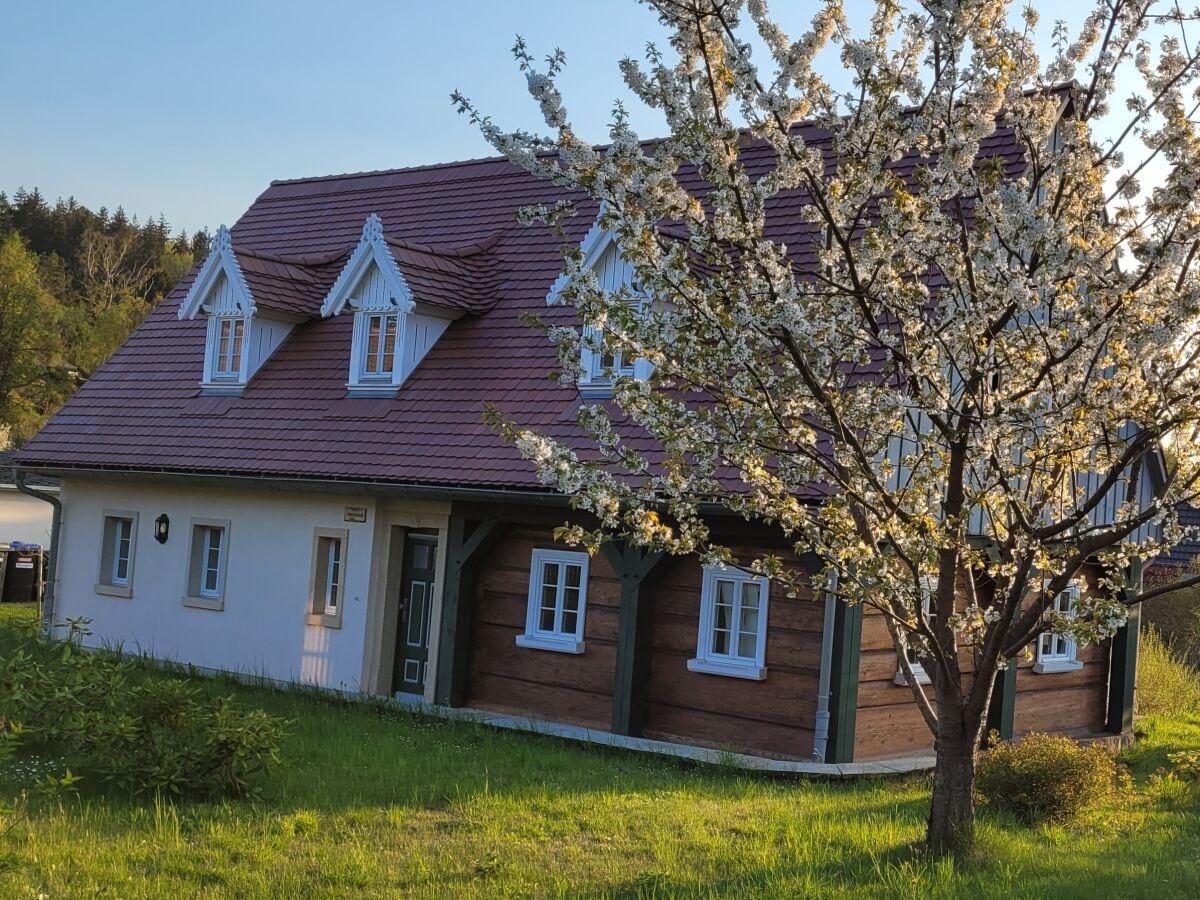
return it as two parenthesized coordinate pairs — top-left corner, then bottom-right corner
(199, 382), (245, 396)
(1032, 658), (1083, 674)
(578, 382), (614, 400)
(515, 633), (585, 654)
(687, 657), (767, 681)
(94, 583), (133, 599)
(305, 611), (343, 629)
(894, 666), (931, 686)
(345, 382), (398, 398)
(181, 594), (224, 611)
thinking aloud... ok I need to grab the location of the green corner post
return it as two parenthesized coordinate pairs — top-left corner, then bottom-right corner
(825, 599), (863, 764)
(1107, 560), (1143, 736)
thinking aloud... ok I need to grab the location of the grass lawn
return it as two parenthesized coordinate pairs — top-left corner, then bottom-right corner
(2, 603), (1199, 898)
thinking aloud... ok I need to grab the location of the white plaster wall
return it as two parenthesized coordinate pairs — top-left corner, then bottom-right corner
(54, 478), (380, 691)
(0, 487), (55, 546)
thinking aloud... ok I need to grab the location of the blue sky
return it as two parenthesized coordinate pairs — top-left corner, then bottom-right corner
(2, 1), (1098, 235)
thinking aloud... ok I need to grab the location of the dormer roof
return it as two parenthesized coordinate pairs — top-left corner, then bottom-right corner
(321, 214), (503, 317)
(179, 225), (345, 322)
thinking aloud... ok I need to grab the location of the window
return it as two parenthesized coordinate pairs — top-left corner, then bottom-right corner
(1034, 584), (1083, 673)
(306, 528), (348, 628)
(516, 548), (589, 653)
(361, 313), (398, 378)
(183, 518), (230, 610)
(212, 317), (245, 378)
(895, 576), (936, 686)
(578, 299), (650, 398)
(96, 510), (138, 598)
(688, 564), (769, 680)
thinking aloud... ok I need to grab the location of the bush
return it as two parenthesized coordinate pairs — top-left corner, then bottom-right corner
(1137, 626), (1200, 718)
(976, 732), (1120, 825)
(0, 618), (287, 798)
(1143, 575), (1200, 667)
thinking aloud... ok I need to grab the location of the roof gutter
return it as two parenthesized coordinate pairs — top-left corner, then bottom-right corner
(12, 463), (789, 516)
(14, 470), (61, 637)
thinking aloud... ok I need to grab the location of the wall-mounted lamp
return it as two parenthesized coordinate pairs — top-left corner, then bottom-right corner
(154, 514), (170, 544)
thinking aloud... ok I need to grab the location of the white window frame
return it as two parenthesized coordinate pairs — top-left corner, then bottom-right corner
(688, 564), (769, 680)
(516, 548), (589, 654)
(204, 315), (248, 387)
(1034, 584), (1084, 673)
(183, 517), (231, 611)
(348, 306), (405, 395)
(895, 576), (936, 686)
(95, 510), (138, 598)
(578, 298), (653, 399)
(306, 528), (349, 628)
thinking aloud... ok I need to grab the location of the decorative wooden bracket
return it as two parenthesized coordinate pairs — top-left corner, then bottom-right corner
(602, 540), (665, 737)
(433, 514), (501, 707)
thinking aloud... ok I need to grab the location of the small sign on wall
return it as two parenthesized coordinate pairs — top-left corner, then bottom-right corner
(343, 506), (368, 523)
(15, 559), (34, 570)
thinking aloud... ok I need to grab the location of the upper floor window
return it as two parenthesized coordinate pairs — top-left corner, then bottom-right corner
(211, 317), (245, 379)
(688, 564), (769, 680)
(1034, 584), (1083, 673)
(358, 312), (399, 380)
(578, 299), (650, 399)
(516, 548), (589, 654)
(96, 510), (138, 599)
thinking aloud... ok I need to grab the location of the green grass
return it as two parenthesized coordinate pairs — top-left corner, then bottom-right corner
(2, 602), (1199, 898)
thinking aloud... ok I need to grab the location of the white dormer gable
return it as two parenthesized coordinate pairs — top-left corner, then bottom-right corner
(322, 214), (454, 397)
(180, 225), (254, 320)
(179, 226), (296, 395)
(545, 211), (653, 398)
(321, 214), (413, 317)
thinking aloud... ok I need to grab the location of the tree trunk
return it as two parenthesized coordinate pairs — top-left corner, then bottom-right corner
(926, 695), (982, 855)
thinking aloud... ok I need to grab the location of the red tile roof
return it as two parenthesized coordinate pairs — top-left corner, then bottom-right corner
(16, 121), (1032, 492)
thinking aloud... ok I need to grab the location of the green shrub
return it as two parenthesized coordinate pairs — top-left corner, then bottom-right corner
(1143, 576), (1200, 667)
(0, 618), (287, 798)
(976, 732), (1120, 825)
(1137, 625), (1200, 718)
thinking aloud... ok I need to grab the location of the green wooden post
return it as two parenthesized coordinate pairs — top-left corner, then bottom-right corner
(825, 599), (863, 764)
(986, 662), (1017, 742)
(1107, 561), (1143, 735)
(604, 541), (663, 736)
(433, 514), (499, 707)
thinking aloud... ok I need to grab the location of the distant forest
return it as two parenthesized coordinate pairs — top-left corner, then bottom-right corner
(0, 188), (209, 447)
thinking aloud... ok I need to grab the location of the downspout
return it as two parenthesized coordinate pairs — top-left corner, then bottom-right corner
(812, 571), (838, 762)
(14, 470), (61, 637)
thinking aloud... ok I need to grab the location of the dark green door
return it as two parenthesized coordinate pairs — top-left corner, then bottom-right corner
(394, 532), (438, 695)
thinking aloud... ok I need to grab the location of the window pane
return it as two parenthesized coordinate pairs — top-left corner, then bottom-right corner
(231, 319), (244, 360)
(366, 316), (381, 372)
(737, 630), (757, 658)
(713, 628), (730, 655)
(562, 609), (578, 636)
(739, 597), (759, 638)
(218, 321), (231, 370)
(564, 564), (581, 589)
(381, 315), (397, 372)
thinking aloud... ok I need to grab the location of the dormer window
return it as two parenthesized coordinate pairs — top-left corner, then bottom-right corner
(357, 312), (399, 381)
(545, 217), (653, 400)
(179, 226), (301, 396)
(211, 317), (246, 379)
(579, 299), (646, 398)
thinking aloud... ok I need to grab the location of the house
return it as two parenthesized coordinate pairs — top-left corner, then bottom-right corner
(13, 130), (1140, 765)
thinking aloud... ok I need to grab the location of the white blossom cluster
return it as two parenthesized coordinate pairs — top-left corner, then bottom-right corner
(458, 0), (1200, 731)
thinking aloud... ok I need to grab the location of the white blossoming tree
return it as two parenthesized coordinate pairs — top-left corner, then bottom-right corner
(455, 0), (1200, 853)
